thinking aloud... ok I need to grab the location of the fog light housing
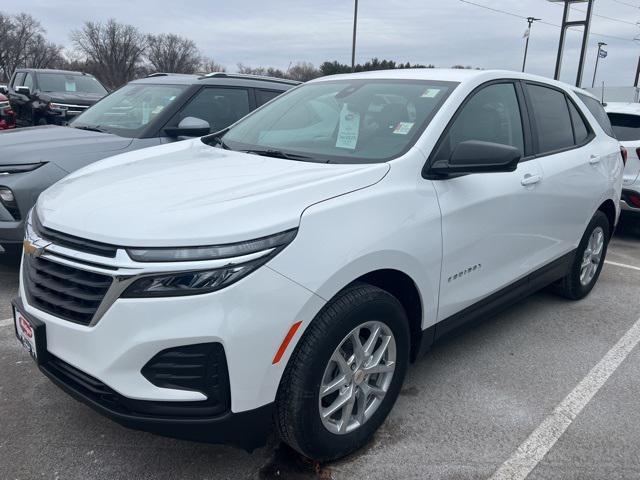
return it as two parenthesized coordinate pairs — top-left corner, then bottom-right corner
(0, 188), (14, 203)
(0, 187), (20, 220)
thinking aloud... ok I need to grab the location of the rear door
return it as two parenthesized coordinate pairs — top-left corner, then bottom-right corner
(524, 83), (617, 256)
(607, 112), (640, 186)
(433, 81), (547, 321)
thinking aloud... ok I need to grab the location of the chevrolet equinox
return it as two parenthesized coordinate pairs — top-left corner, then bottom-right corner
(14, 69), (623, 461)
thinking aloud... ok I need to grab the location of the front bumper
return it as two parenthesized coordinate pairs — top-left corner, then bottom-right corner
(17, 239), (324, 446)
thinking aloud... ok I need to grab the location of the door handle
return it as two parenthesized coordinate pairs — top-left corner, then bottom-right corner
(521, 174), (542, 186)
(589, 155), (601, 165)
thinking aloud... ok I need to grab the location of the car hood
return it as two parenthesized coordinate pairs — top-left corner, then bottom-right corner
(42, 91), (104, 105)
(0, 125), (133, 166)
(38, 139), (390, 247)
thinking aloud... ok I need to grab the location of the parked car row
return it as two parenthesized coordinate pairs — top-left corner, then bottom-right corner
(7, 68), (626, 461)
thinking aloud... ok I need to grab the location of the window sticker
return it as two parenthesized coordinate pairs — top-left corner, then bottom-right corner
(393, 122), (414, 135)
(335, 104), (360, 150)
(421, 88), (441, 98)
(65, 80), (77, 92)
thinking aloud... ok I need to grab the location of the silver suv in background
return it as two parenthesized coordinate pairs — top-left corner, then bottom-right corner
(0, 73), (298, 255)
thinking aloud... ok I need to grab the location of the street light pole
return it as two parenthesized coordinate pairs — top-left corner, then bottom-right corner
(591, 41), (607, 88)
(522, 17), (541, 72)
(351, 0), (359, 71)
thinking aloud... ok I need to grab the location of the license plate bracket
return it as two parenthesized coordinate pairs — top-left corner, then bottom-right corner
(12, 300), (48, 365)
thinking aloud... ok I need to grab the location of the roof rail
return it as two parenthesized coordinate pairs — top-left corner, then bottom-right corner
(197, 72), (301, 85)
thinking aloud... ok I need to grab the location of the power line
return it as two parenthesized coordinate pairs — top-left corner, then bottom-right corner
(458, 0), (638, 42)
(548, 1), (638, 26)
(611, 0), (639, 9)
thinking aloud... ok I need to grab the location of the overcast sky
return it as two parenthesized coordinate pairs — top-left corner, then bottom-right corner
(4, 0), (640, 87)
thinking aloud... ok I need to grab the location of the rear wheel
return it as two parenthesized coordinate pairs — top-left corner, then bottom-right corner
(274, 283), (410, 461)
(552, 211), (610, 300)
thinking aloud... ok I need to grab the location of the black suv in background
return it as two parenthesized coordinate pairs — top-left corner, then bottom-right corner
(6, 68), (108, 126)
(0, 72), (299, 255)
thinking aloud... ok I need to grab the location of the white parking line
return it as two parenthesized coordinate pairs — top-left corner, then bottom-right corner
(0, 318), (12, 328)
(488, 315), (640, 480)
(605, 260), (640, 272)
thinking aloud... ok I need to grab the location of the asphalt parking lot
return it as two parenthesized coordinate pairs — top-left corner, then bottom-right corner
(1, 223), (639, 480)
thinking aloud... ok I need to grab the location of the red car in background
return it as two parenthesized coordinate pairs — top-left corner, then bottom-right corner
(0, 93), (16, 130)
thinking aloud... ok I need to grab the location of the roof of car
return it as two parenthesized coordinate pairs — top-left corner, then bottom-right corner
(14, 68), (93, 76)
(131, 72), (300, 90)
(308, 68), (597, 97)
(603, 102), (640, 114)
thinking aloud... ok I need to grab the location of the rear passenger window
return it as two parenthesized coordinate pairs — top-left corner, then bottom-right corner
(528, 84), (574, 154)
(608, 113), (640, 141)
(434, 83), (524, 160)
(256, 89), (281, 106)
(568, 100), (590, 144)
(577, 93), (615, 138)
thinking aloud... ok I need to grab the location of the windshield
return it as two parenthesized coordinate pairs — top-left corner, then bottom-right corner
(37, 73), (107, 95)
(219, 79), (456, 163)
(71, 83), (188, 137)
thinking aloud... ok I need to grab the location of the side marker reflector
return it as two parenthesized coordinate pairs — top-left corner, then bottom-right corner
(272, 321), (303, 364)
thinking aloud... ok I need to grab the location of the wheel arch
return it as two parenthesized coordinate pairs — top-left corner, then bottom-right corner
(352, 269), (424, 362)
(597, 198), (616, 236)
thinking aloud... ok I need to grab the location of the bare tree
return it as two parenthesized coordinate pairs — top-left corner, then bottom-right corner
(71, 19), (147, 89)
(0, 12), (62, 80)
(146, 33), (201, 74)
(286, 62), (321, 82)
(199, 56), (226, 74)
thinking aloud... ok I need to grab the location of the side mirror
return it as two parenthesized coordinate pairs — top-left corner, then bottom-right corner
(164, 116), (211, 138)
(0, 85), (7, 95)
(430, 140), (522, 175)
(15, 85), (31, 96)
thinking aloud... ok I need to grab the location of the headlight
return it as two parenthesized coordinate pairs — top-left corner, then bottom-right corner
(48, 103), (68, 111)
(0, 163), (46, 175)
(122, 229), (297, 297)
(126, 229), (297, 262)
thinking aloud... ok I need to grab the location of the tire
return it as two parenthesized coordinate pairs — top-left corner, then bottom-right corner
(274, 282), (410, 461)
(36, 117), (48, 126)
(552, 211), (610, 300)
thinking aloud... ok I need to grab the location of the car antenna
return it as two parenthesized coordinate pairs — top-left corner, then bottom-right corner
(601, 81), (606, 106)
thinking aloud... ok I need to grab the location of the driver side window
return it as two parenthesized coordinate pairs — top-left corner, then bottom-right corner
(435, 83), (524, 161)
(23, 73), (34, 90)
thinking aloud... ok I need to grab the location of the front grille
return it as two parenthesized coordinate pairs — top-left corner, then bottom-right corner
(45, 351), (230, 417)
(23, 255), (112, 326)
(33, 212), (117, 258)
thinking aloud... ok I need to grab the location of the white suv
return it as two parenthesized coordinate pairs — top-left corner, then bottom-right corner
(13, 69), (623, 461)
(603, 102), (640, 230)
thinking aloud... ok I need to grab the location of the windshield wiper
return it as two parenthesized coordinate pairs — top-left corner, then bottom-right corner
(202, 128), (231, 149)
(241, 149), (314, 161)
(73, 125), (107, 133)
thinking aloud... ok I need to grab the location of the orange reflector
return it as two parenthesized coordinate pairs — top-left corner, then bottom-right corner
(272, 321), (303, 364)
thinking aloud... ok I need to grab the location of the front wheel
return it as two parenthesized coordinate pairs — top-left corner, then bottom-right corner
(274, 283), (410, 461)
(552, 211), (610, 300)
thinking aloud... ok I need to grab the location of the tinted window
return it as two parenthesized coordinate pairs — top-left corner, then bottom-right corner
(222, 79), (456, 164)
(22, 73), (34, 90)
(528, 84), (574, 153)
(174, 88), (250, 133)
(608, 113), (640, 142)
(577, 93), (615, 138)
(37, 73), (107, 95)
(568, 100), (590, 144)
(256, 89), (282, 106)
(434, 83), (524, 161)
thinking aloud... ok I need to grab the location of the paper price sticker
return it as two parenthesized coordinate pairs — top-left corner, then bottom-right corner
(335, 105), (360, 150)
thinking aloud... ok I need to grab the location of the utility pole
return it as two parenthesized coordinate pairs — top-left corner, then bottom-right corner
(591, 42), (607, 88)
(550, 0), (595, 87)
(522, 17), (541, 72)
(634, 56), (640, 88)
(351, 0), (359, 71)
